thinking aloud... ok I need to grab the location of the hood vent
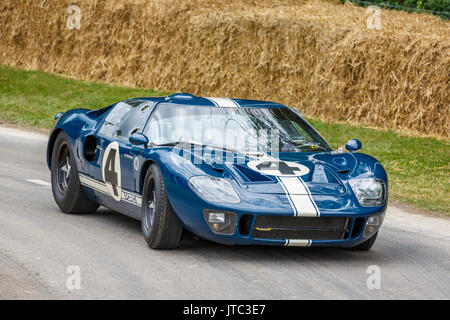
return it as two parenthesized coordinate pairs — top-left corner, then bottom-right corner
(232, 164), (273, 182)
(229, 162), (346, 195)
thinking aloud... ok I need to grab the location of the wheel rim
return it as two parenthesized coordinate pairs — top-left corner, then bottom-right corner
(144, 178), (156, 232)
(57, 144), (71, 193)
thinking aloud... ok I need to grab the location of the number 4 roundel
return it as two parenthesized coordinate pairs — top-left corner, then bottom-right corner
(102, 142), (121, 201)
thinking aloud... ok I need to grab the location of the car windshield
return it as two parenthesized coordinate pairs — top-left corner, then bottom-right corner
(144, 104), (332, 153)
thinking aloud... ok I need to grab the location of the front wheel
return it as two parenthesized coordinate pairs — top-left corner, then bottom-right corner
(141, 163), (183, 249)
(50, 132), (98, 214)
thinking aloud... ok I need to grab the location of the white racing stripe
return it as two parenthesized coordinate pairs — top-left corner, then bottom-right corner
(248, 153), (320, 218)
(206, 97), (240, 108)
(79, 174), (109, 195)
(277, 176), (320, 217)
(79, 174), (142, 207)
(284, 239), (312, 247)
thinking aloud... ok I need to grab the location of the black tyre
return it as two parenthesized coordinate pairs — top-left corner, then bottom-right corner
(141, 163), (183, 249)
(351, 232), (378, 251)
(50, 132), (98, 214)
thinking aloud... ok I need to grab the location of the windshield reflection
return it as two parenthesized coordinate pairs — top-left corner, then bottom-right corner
(144, 104), (332, 153)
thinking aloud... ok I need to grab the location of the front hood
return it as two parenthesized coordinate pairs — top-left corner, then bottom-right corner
(171, 147), (367, 196)
(225, 152), (349, 195)
(157, 146), (385, 199)
(155, 145), (388, 219)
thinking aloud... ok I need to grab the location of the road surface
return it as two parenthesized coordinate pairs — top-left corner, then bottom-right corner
(0, 127), (449, 299)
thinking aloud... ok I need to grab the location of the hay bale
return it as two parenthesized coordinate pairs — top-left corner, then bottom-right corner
(0, 0), (448, 137)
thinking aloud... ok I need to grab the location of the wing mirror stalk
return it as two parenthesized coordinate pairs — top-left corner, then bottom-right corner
(129, 132), (150, 147)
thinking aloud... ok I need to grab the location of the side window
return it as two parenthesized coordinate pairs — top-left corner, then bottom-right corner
(99, 102), (132, 137)
(117, 103), (153, 140)
(144, 104), (173, 145)
(100, 100), (154, 141)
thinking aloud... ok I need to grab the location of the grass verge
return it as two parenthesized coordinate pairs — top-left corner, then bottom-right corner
(0, 65), (170, 128)
(1, 65), (448, 215)
(310, 119), (449, 215)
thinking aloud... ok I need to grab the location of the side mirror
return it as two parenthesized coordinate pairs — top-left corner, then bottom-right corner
(345, 139), (362, 152)
(129, 132), (149, 147)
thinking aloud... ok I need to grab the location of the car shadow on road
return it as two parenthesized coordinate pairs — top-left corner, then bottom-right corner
(179, 231), (394, 265)
(90, 207), (393, 265)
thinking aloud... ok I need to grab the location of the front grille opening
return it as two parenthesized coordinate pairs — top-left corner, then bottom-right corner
(351, 217), (365, 238)
(239, 214), (253, 236)
(252, 216), (348, 240)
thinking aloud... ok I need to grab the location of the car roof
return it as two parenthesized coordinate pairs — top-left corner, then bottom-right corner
(129, 93), (287, 109)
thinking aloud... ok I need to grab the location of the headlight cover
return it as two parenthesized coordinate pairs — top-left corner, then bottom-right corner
(203, 210), (238, 235)
(363, 214), (385, 238)
(189, 176), (240, 204)
(349, 178), (386, 206)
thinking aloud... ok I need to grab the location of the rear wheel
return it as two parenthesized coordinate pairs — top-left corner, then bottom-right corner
(141, 163), (183, 249)
(351, 232), (378, 251)
(50, 132), (98, 214)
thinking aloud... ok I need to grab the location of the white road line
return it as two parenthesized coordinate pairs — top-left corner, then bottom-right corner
(26, 179), (51, 188)
(0, 127), (48, 141)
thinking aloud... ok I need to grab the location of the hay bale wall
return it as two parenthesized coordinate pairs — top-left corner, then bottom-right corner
(0, 0), (448, 137)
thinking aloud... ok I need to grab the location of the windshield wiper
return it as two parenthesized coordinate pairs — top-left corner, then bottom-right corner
(287, 140), (328, 151)
(295, 143), (328, 151)
(155, 140), (203, 147)
(155, 141), (239, 153)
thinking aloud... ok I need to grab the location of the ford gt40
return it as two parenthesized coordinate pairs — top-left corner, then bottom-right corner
(47, 93), (388, 250)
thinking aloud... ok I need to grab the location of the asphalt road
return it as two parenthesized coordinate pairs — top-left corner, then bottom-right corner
(0, 126), (449, 300)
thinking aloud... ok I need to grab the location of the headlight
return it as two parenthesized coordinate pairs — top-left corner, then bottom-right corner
(189, 176), (240, 204)
(349, 178), (386, 206)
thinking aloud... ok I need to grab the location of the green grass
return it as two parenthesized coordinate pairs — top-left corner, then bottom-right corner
(0, 65), (170, 128)
(1, 64), (448, 215)
(309, 119), (449, 215)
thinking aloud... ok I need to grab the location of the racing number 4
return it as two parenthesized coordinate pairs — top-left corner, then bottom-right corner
(102, 142), (122, 201)
(104, 148), (119, 197)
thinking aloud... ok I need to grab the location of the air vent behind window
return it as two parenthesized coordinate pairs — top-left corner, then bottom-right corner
(83, 135), (98, 162)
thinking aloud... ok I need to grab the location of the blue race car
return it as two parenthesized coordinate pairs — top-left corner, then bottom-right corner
(47, 93), (387, 250)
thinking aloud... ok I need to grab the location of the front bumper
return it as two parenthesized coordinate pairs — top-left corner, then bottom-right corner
(187, 209), (386, 248)
(167, 177), (387, 248)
